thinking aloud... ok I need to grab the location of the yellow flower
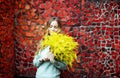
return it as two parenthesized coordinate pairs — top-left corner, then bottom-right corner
(41, 32), (78, 67)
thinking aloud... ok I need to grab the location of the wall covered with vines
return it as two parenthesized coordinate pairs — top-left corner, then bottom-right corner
(0, 0), (120, 78)
(0, 0), (15, 78)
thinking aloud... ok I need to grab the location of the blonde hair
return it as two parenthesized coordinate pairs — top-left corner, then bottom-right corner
(34, 17), (62, 56)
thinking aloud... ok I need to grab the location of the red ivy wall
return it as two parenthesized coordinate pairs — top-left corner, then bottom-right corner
(0, 0), (15, 78)
(0, 0), (120, 78)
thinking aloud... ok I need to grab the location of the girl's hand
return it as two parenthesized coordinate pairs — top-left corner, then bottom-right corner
(43, 58), (50, 61)
(39, 58), (49, 62)
(47, 51), (55, 63)
(39, 49), (55, 62)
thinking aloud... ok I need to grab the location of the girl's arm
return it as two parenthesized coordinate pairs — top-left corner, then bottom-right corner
(52, 60), (67, 70)
(33, 52), (43, 68)
(33, 46), (50, 67)
(48, 50), (67, 70)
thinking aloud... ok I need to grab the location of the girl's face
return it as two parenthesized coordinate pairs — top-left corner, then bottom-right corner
(48, 20), (59, 33)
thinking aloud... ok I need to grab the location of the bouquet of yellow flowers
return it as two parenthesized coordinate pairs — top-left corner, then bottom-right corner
(41, 32), (78, 67)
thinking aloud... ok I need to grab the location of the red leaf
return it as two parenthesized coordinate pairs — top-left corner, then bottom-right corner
(26, 52), (31, 57)
(40, 3), (45, 9)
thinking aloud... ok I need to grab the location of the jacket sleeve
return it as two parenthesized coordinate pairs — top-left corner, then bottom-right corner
(33, 52), (43, 68)
(53, 60), (67, 70)
(33, 46), (50, 67)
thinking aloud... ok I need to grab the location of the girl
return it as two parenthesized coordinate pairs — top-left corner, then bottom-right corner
(33, 17), (67, 78)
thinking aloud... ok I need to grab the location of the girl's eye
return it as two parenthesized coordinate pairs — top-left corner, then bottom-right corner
(54, 25), (58, 28)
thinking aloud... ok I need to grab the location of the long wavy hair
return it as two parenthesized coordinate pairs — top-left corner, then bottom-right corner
(35, 17), (62, 55)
